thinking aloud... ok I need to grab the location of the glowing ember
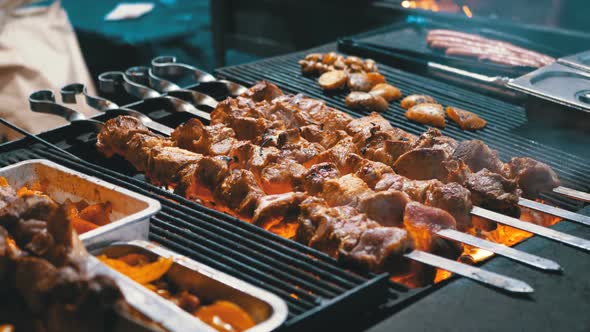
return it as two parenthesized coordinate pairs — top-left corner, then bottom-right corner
(398, 0), (461, 13)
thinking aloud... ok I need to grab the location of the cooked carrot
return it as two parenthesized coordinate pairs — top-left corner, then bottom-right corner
(79, 202), (112, 226)
(71, 217), (99, 234)
(97, 255), (173, 284)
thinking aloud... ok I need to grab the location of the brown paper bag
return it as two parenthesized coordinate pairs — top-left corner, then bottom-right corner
(0, 0), (98, 141)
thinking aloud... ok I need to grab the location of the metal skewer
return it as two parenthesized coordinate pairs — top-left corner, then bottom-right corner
(471, 206), (590, 251)
(404, 250), (534, 293)
(151, 55), (248, 96)
(29, 89), (175, 136)
(553, 186), (590, 203)
(437, 229), (561, 271)
(519, 198), (590, 227)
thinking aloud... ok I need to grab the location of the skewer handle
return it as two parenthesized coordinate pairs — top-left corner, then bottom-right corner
(404, 250), (534, 293)
(437, 229), (562, 271)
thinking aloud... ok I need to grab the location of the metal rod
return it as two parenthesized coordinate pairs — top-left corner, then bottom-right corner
(0, 117), (82, 162)
(437, 229), (562, 272)
(553, 186), (590, 203)
(471, 206), (590, 252)
(404, 250), (534, 293)
(519, 198), (590, 227)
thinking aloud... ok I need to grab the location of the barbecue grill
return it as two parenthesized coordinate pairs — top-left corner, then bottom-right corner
(3, 43), (590, 331)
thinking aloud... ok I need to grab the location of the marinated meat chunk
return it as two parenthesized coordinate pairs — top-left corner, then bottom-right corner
(346, 154), (394, 189)
(357, 190), (411, 227)
(260, 160), (307, 194)
(503, 157), (560, 198)
(96, 116), (150, 157)
(126, 133), (173, 172)
(341, 227), (414, 273)
(403, 202), (463, 259)
(464, 169), (520, 221)
(240, 81), (283, 102)
(172, 119), (236, 156)
(313, 137), (359, 171)
(303, 163), (341, 195)
(216, 169), (264, 218)
(296, 198), (379, 257)
(394, 148), (451, 181)
(193, 156), (231, 198)
(230, 142), (280, 177)
(452, 140), (504, 174)
(346, 112), (393, 137)
(0, 195), (59, 227)
(252, 192), (307, 229)
(425, 182), (473, 231)
(210, 96), (268, 125)
(0, 185), (17, 210)
(412, 128), (458, 155)
(322, 175), (410, 227)
(277, 128), (325, 164)
(147, 146), (203, 186)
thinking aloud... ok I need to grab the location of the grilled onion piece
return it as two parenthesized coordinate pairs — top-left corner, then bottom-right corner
(400, 94), (436, 110)
(318, 70), (348, 90)
(347, 72), (386, 92)
(446, 106), (487, 131)
(405, 103), (446, 128)
(370, 83), (402, 102)
(345, 92), (389, 112)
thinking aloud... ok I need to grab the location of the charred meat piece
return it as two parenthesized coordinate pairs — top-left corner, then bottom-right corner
(147, 146), (203, 186)
(346, 154), (394, 189)
(313, 136), (359, 171)
(321, 174), (410, 227)
(0, 185), (17, 210)
(318, 70), (348, 90)
(275, 94), (352, 132)
(446, 106), (487, 131)
(260, 159), (307, 194)
(464, 169), (520, 218)
(403, 202), (463, 259)
(394, 148), (451, 181)
(345, 92), (389, 112)
(303, 163), (341, 195)
(341, 227), (414, 274)
(239, 80), (283, 102)
(252, 192), (307, 230)
(347, 72), (386, 92)
(296, 197), (380, 258)
(96, 116), (151, 157)
(400, 95), (436, 110)
(125, 133), (173, 172)
(230, 142), (280, 177)
(216, 169), (264, 218)
(0, 194), (58, 228)
(369, 83), (402, 102)
(405, 103), (446, 128)
(452, 140), (504, 174)
(277, 128), (325, 164)
(503, 157), (560, 198)
(172, 119), (236, 156)
(412, 128), (458, 155)
(425, 182), (473, 231)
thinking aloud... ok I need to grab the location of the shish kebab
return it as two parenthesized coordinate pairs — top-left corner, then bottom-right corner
(89, 82), (580, 290)
(165, 81), (588, 248)
(96, 115), (534, 292)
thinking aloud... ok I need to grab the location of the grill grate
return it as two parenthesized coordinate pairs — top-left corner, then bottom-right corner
(215, 45), (590, 211)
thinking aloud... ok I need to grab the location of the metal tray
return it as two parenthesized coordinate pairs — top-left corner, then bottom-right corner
(94, 240), (289, 332)
(86, 255), (216, 332)
(507, 62), (590, 113)
(0, 159), (161, 249)
(559, 49), (590, 73)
